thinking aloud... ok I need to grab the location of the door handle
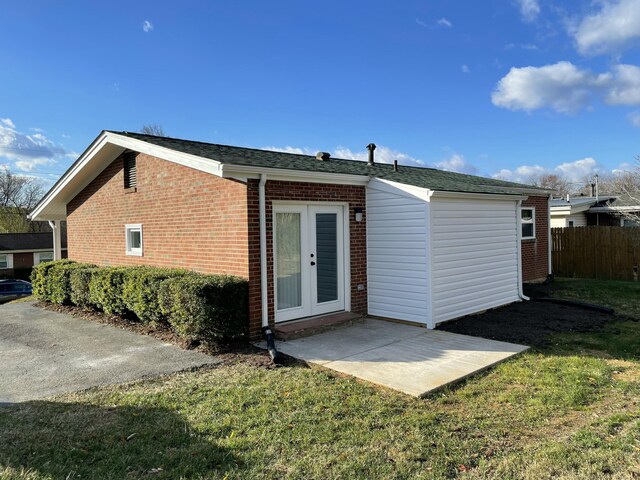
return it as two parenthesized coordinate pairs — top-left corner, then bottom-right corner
(310, 261), (316, 266)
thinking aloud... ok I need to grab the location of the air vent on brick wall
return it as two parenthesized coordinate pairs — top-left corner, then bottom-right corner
(123, 151), (137, 189)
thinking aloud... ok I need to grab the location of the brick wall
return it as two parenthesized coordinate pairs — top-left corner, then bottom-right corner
(522, 195), (549, 282)
(247, 180), (367, 340)
(67, 153), (249, 277)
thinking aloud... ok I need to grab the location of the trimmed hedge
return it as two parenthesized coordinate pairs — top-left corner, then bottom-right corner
(159, 274), (248, 342)
(31, 260), (249, 343)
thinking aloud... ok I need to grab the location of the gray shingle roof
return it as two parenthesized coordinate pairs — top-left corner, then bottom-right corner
(113, 131), (550, 196)
(0, 231), (67, 252)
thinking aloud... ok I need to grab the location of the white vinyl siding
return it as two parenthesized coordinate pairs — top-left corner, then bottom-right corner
(567, 213), (587, 227)
(431, 198), (520, 324)
(550, 217), (567, 228)
(366, 185), (430, 324)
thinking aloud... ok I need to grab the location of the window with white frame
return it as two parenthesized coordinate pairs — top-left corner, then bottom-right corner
(521, 207), (535, 240)
(0, 253), (13, 269)
(34, 251), (54, 265)
(125, 224), (143, 256)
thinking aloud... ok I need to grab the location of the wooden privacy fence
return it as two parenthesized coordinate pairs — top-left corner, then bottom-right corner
(552, 227), (640, 281)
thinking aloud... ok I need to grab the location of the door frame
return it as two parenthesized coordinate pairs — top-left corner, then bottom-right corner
(272, 201), (351, 323)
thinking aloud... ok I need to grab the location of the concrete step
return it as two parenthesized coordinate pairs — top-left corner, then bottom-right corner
(273, 312), (365, 340)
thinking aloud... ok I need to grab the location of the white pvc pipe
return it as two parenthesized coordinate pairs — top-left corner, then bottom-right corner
(516, 200), (530, 301)
(48, 220), (62, 261)
(259, 174), (269, 328)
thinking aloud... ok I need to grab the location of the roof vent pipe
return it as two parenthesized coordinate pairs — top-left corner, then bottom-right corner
(393, 160), (398, 172)
(316, 152), (331, 161)
(366, 143), (376, 166)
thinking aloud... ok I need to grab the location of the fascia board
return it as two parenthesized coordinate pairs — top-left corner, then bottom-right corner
(222, 165), (370, 185)
(431, 190), (528, 201)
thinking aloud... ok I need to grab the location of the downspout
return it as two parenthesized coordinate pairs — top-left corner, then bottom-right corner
(259, 173), (280, 362)
(48, 220), (62, 261)
(516, 200), (530, 301)
(547, 194), (553, 279)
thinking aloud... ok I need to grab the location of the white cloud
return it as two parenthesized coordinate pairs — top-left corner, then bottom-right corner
(612, 162), (635, 174)
(516, 0), (540, 23)
(0, 119), (66, 172)
(491, 62), (610, 113)
(415, 18), (428, 28)
(437, 18), (452, 28)
(461, 64), (470, 74)
(570, 0), (640, 56)
(263, 145), (315, 156)
(628, 111), (640, 127)
(1, 118), (15, 129)
(604, 64), (640, 105)
(143, 20), (154, 33)
(494, 157), (603, 183)
(434, 154), (478, 175)
(333, 145), (426, 167)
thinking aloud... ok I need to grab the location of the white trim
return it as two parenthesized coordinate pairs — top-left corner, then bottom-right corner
(516, 201), (530, 301)
(223, 164), (369, 186)
(0, 253), (13, 270)
(259, 174), (269, 329)
(425, 200), (435, 329)
(125, 224), (143, 256)
(431, 190), (529, 201)
(0, 248), (67, 255)
(521, 206), (536, 240)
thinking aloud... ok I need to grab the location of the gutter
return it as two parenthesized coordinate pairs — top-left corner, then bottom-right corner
(548, 194), (552, 277)
(516, 200), (530, 301)
(258, 173), (280, 362)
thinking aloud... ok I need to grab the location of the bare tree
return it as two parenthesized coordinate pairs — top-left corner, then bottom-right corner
(527, 173), (572, 197)
(0, 168), (45, 233)
(140, 124), (166, 136)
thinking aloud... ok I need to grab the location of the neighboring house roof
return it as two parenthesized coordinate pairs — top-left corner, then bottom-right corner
(30, 130), (552, 221)
(588, 192), (640, 213)
(0, 231), (67, 252)
(550, 196), (616, 215)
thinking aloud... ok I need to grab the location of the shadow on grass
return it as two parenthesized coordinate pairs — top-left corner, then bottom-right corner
(0, 400), (238, 479)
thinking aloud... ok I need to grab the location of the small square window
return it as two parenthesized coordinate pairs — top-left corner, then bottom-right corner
(521, 208), (535, 240)
(125, 224), (143, 256)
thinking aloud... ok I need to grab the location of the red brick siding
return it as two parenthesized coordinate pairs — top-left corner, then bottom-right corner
(66, 153), (249, 277)
(247, 180), (367, 340)
(522, 195), (549, 282)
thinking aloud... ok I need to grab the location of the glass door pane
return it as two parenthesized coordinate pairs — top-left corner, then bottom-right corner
(276, 212), (302, 310)
(315, 213), (338, 303)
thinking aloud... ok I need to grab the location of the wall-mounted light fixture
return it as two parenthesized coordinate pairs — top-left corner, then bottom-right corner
(354, 207), (363, 222)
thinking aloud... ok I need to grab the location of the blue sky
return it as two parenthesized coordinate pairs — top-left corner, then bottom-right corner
(1, 0), (640, 189)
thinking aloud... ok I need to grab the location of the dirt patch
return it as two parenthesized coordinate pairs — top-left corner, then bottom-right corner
(36, 302), (287, 369)
(437, 283), (623, 347)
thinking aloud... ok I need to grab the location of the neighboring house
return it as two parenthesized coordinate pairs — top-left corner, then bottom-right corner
(30, 131), (552, 340)
(0, 231), (68, 279)
(587, 193), (640, 227)
(550, 196), (616, 228)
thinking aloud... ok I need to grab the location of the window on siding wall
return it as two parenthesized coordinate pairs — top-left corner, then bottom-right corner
(125, 224), (143, 256)
(621, 217), (640, 227)
(123, 151), (137, 189)
(521, 208), (535, 239)
(0, 253), (13, 269)
(34, 251), (54, 265)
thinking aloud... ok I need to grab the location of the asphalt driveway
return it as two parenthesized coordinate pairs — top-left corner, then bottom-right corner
(0, 302), (219, 404)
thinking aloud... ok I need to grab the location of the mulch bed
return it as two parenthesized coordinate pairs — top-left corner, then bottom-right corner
(37, 301), (281, 369)
(437, 283), (626, 347)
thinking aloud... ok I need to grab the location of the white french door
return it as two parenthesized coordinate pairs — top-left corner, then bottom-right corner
(273, 204), (345, 323)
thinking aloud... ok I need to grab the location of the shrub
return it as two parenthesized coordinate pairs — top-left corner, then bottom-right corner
(159, 273), (248, 342)
(122, 267), (190, 325)
(88, 267), (131, 315)
(31, 259), (75, 302)
(46, 261), (97, 305)
(69, 267), (99, 307)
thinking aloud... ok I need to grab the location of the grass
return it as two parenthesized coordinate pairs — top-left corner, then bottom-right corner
(1, 279), (639, 479)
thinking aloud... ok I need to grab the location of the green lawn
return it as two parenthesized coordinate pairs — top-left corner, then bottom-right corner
(1, 279), (639, 479)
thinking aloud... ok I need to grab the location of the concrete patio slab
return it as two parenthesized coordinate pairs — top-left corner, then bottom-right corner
(265, 318), (528, 397)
